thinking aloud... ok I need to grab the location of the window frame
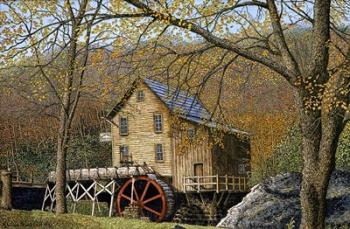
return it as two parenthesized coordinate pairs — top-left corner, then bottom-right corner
(136, 90), (145, 102)
(187, 127), (195, 140)
(155, 143), (164, 162)
(120, 145), (129, 157)
(238, 164), (246, 175)
(119, 116), (128, 136)
(120, 145), (129, 161)
(153, 113), (163, 133)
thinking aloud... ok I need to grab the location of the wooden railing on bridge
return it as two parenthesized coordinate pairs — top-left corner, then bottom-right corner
(11, 172), (45, 188)
(183, 175), (249, 193)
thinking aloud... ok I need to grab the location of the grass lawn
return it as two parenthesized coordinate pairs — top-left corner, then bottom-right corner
(0, 210), (216, 229)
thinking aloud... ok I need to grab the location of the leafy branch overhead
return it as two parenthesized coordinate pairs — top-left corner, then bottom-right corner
(121, 0), (349, 113)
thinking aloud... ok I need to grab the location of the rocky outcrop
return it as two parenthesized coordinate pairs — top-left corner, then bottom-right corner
(218, 170), (350, 228)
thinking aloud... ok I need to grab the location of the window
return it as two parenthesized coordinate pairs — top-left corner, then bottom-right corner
(154, 114), (163, 133)
(120, 145), (131, 162)
(187, 128), (195, 140)
(137, 90), (145, 102)
(238, 164), (246, 175)
(155, 144), (163, 161)
(119, 117), (128, 136)
(120, 145), (128, 157)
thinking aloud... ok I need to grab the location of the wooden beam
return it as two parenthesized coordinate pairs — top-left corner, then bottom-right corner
(238, 178), (241, 191)
(216, 174), (219, 193)
(1, 170), (12, 210)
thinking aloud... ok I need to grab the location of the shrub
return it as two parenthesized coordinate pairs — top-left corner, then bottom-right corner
(250, 123), (350, 185)
(0, 132), (111, 183)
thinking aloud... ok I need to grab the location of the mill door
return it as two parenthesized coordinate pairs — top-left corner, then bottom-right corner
(194, 163), (204, 189)
(194, 163), (203, 177)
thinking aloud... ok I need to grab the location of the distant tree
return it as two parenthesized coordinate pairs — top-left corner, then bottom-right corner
(336, 124), (350, 170)
(251, 123), (350, 185)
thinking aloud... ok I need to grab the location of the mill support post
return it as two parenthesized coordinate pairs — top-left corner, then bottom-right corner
(1, 170), (12, 210)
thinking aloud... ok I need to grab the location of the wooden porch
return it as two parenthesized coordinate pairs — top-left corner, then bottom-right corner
(183, 175), (249, 193)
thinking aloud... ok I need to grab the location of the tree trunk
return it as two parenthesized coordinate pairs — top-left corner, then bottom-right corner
(1, 170), (12, 210)
(54, 0), (89, 214)
(299, 101), (343, 228)
(55, 60), (74, 214)
(55, 38), (75, 215)
(300, 147), (333, 229)
(55, 127), (68, 214)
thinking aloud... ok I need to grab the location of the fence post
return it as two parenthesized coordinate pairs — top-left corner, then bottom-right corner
(216, 174), (219, 193)
(30, 171), (34, 184)
(1, 170), (12, 210)
(225, 175), (228, 191)
(238, 177), (241, 191)
(196, 176), (200, 193)
(183, 177), (185, 192)
(232, 176), (235, 191)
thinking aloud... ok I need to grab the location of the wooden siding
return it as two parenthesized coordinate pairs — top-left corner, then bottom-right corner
(212, 135), (251, 177)
(111, 83), (173, 176)
(172, 123), (214, 191)
(173, 127), (250, 191)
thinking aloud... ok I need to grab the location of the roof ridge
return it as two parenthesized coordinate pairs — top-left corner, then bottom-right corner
(106, 77), (250, 136)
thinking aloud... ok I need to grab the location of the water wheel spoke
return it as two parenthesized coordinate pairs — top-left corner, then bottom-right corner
(117, 176), (173, 221)
(133, 189), (139, 201)
(142, 194), (162, 205)
(143, 205), (162, 217)
(140, 181), (151, 201)
(121, 194), (131, 202)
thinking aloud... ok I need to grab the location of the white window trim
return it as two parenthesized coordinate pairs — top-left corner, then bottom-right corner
(155, 143), (164, 161)
(119, 116), (128, 136)
(136, 90), (145, 102)
(154, 113), (163, 133)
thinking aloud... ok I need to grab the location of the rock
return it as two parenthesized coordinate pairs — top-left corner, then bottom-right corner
(217, 170), (350, 228)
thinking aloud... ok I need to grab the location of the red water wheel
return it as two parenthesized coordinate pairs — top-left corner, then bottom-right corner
(116, 176), (168, 221)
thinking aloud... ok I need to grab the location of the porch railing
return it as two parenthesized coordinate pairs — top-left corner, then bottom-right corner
(183, 175), (248, 193)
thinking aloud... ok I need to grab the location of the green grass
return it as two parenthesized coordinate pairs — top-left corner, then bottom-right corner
(0, 210), (216, 229)
(66, 200), (110, 217)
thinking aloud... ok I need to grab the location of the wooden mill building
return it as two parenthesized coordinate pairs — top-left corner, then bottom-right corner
(106, 78), (251, 191)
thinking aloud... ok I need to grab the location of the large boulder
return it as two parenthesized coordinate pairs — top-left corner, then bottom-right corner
(217, 170), (350, 228)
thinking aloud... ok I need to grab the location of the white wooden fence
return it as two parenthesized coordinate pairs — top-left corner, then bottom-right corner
(183, 175), (248, 193)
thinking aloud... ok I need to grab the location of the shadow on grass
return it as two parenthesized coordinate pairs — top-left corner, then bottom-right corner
(0, 209), (215, 229)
